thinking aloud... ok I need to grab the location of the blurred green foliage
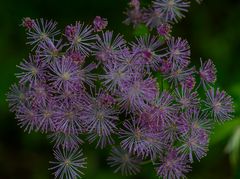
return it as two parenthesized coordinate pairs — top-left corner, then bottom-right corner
(0, 0), (240, 178)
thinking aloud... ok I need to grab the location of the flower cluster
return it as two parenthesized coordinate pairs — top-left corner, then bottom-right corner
(7, 0), (234, 179)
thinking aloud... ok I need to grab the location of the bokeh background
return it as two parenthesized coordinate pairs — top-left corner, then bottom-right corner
(0, 0), (240, 178)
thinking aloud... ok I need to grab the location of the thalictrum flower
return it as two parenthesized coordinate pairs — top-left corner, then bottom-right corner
(50, 148), (87, 179)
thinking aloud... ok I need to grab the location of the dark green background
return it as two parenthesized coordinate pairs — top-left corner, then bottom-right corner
(0, 0), (240, 178)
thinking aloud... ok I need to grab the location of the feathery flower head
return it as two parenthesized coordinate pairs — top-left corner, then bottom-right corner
(66, 22), (95, 55)
(107, 147), (141, 176)
(93, 31), (126, 64)
(26, 19), (60, 49)
(6, 84), (28, 112)
(199, 59), (217, 86)
(119, 74), (158, 112)
(205, 88), (234, 122)
(167, 37), (191, 68)
(16, 55), (46, 86)
(49, 57), (80, 91)
(156, 148), (191, 179)
(50, 148), (87, 179)
(153, 0), (190, 23)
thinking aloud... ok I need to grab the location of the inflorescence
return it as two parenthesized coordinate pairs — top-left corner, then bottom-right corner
(7, 0), (234, 178)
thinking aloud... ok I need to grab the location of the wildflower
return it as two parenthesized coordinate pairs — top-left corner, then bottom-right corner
(16, 55), (46, 86)
(66, 22), (95, 55)
(153, 0), (190, 23)
(26, 19), (60, 49)
(167, 37), (191, 68)
(199, 59), (217, 87)
(55, 101), (83, 135)
(118, 74), (158, 112)
(204, 88), (234, 122)
(37, 99), (58, 133)
(16, 101), (39, 133)
(107, 147), (141, 175)
(175, 87), (199, 110)
(179, 129), (209, 162)
(37, 39), (64, 62)
(131, 35), (162, 71)
(6, 84), (28, 112)
(49, 58), (80, 91)
(81, 95), (118, 148)
(50, 148), (87, 179)
(142, 7), (164, 29)
(156, 148), (191, 178)
(119, 119), (148, 156)
(93, 31), (126, 64)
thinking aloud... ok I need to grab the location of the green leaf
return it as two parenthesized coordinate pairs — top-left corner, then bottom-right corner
(210, 118), (240, 146)
(133, 24), (149, 36)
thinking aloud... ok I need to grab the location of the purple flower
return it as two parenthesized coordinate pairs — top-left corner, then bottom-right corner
(179, 129), (209, 162)
(181, 108), (212, 135)
(16, 55), (46, 86)
(118, 74), (158, 112)
(175, 87), (200, 110)
(100, 64), (129, 92)
(167, 37), (191, 68)
(148, 91), (176, 127)
(199, 59), (217, 86)
(107, 147), (141, 176)
(156, 148), (191, 178)
(78, 63), (97, 87)
(6, 84), (28, 112)
(81, 94), (119, 148)
(153, 0), (190, 23)
(49, 58), (80, 91)
(26, 19), (60, 49)
(37, 99), (58, 133)
(164, 65), (195, 87)
(65, 22), (95, 55)
(131, 35), (162, 71)
(93, 31), (126, 64)
(93, 16), (108, 32)
(50, 148), (87, 179)
(142, 7), (164, 29)
(37, 39), (64, 62)
(55, 101), (83, 135)
(204, 88), (234, 122)
(119, 118), (148, 156)
(29, 82), (51, 105)
(16, 101), (39, 133)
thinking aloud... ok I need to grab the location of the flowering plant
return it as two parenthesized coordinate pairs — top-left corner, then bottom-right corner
(7, 0), (234, 178)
